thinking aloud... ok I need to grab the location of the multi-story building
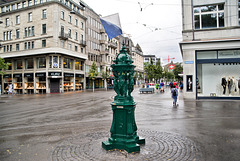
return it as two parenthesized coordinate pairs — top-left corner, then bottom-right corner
(81, 1), (120, 89)
(180, 0), (240, 99)
(0, 0), (87, 94)
(143, 55), (162, 66)
(132, 43), (144, 80)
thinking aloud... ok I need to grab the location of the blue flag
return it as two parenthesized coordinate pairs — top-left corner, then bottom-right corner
(100, 18), (122, 39)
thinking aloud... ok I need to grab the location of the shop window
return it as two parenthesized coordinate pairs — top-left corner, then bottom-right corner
(13, 77), (23, 94)
(14, 60), (23, 70)
(64, 77), (73, 92)
(63, 58), (73, 69)
(5, 60), (12, 70)
(194, 4), (224, 29)
(49, 56), (61, 68)
(197, 51), (217, 59)
(218, 50), (240, 59)
(37, 57), (46, 68)
(75, 59), (83, 70)
(25, 58), (34, 69)
(186, 75), (193, 92)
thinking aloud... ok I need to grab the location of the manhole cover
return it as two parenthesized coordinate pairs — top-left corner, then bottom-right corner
(50, 130), (202, 161)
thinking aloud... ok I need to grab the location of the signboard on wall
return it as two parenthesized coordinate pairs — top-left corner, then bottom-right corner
(169, 64), (175, 70)
(48, 72), (62, 76)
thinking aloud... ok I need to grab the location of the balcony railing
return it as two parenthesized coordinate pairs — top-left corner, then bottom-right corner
(59, 32), (69, 40)
(80, 40), (86, 46)
(108, 42), (117, 49)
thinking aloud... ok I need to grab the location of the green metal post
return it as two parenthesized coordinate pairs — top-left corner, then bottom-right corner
(102, 43), (145, 153)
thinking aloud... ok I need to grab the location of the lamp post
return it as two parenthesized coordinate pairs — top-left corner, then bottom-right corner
(102, 43), (145, 153)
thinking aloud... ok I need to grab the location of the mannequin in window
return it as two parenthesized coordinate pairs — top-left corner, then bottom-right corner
(232, 76), (235, 93)
(238, 77), (240, 94)
(221, 76), (227, 95)
(227, 76), (233, 95)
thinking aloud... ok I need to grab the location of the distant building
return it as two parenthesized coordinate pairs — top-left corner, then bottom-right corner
(0, 0), (87, 94)
(143, 55), (162, 66)
(180, 0), (240, 99)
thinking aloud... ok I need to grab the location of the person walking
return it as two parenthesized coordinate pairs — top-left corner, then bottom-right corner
(171, 84), (178, 106)
(156, 82), (159, 93)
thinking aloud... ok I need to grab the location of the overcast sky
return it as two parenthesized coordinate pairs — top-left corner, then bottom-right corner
(83, 0), (183, 64)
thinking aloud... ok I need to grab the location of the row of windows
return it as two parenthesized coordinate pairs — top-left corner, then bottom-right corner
(5, 10), (46, 28)
(3, 40), (46, 52)
(5, 57), (46, 70)
(5, 57), (84, 70)
(1, 0), (83, 14)
(88, 28), (101, 40)
(88, 16), (102, 30)
(60, 11), (84, 29)
(3, 24), (47, 41)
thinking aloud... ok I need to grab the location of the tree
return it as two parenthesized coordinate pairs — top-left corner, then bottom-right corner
(101, 66), (110, 90)
(0, 57), (9, 75)
(89, 61), (98, 92)
(144, 59), (155, 82)
(173, 63), (183, 81)
(154, 60), (163, 82)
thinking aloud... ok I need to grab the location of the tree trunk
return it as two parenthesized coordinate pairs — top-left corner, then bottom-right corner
(93, 80), (95, 92)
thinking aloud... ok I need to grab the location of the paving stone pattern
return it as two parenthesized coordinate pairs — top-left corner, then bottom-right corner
(50, 130), (202, 161)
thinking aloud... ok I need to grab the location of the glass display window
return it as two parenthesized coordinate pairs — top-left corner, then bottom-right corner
(75, 78), (83, 90)
(49, 55), (61, 68)
(36, 77), (46, 94)
(63, 57), (73, 69)
(3, 77), (12, 94)
(75, 59), (84, 70)
(197, 63), (240, 97)
(64, 77), (74, 91)
(37, 57), (46, 68)
(14, 59), (23, 70)
(25, 58), (34, 69)
(24, 77), (34, 94)
(5, 59), (12, 70)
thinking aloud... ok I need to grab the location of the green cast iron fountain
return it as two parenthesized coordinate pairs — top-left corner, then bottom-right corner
(102, 42), (145, 153)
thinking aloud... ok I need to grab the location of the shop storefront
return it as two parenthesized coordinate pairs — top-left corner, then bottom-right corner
(3, 74), (12, 94)
(196, 49), (240, 99)
(64, 73), (74, 92)
(75, 74), (84, 91)
(35, 73), (46, 94)
(86, 77), (104, 89)
(49, 72), (62, 93)
(24, 73), (34, 94)
(13, 74), (23, 94)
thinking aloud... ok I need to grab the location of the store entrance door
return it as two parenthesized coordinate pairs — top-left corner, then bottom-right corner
(50, 79), (60, 93)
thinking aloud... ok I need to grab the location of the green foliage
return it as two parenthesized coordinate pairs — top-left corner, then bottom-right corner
(173, 63), (183, 81)
(144, 59), (163, 82)
(139, 73), (143, 80)
(0, 57), (9, 75)
(101, 66), (110, 80)
(89, 61), (98, 79)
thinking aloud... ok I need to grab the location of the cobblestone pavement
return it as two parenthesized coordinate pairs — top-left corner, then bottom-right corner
(0, 87), (240, 161)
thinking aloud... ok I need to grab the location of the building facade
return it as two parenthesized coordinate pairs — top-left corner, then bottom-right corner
(0, 0), (87, 94)
(180, 0), (240, 99)
(82, 2), (120, 89)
